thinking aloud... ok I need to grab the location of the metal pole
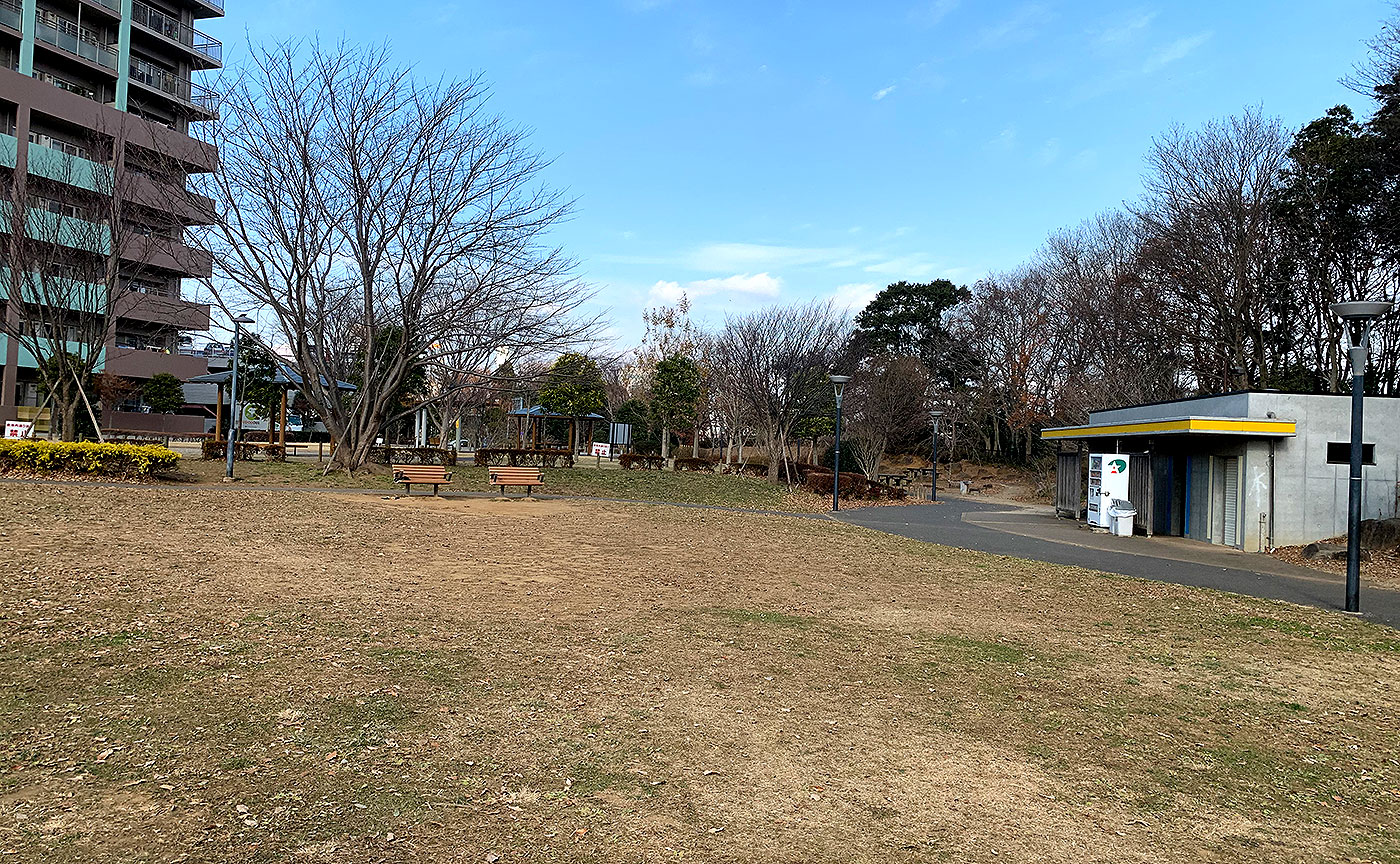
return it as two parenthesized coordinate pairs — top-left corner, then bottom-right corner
(931, 423), (939, 503)
(833, 392), (843, 512)
(1345, 336), (1368, 614)
(224, 324), (241, 479)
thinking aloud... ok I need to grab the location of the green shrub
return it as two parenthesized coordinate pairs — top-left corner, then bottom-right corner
(0, 439), (180, 477)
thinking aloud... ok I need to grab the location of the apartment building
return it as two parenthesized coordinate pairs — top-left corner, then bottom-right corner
(0, 0), (222, 434)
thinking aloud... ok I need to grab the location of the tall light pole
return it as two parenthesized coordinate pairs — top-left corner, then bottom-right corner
(224, 314), (255, 480)
(829, 374), (851, 512)
(929, 410), (944, 502)
(1330, 300), (1394, 614)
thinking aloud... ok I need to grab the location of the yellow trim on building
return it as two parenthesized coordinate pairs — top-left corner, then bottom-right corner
(1041, 416), (1296, 440)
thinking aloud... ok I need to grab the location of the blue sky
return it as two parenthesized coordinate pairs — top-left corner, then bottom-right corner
(212, 0), (1392, 346)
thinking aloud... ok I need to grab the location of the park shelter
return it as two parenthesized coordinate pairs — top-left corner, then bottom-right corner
(508, 405), (605, 451)
(1042, 392), (1400, 551)
(186, 368), (357, 445)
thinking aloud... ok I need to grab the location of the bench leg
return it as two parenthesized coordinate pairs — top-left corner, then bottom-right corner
(433, 484), (440, 497)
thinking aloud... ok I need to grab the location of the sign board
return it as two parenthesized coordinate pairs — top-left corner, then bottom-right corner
(609, 422), (632, 447)
(4, 421), (33, 439)
(591, 442), (611, 458)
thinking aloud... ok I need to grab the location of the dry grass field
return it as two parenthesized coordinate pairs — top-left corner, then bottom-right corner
(1, 483), (1397, 863)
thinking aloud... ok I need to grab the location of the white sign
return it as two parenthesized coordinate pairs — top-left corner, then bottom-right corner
(4, 421), (33, 439)
(591, 442), (611, 458)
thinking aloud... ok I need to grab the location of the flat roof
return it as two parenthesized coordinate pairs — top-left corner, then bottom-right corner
(1041, 415), (1297, 440)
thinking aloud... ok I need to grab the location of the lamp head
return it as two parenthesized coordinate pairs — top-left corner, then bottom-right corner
(232, 314), (255, 325)
(1330, 301), (1394, 322)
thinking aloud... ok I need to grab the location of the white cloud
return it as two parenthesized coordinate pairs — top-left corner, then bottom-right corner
(1143, 31), (1211, 73)
(1095, 10), (1157, 46)
(685, 69), (718, 87)
(649, 272), (783, 304)
(986, 127), (1018, 151)
(977, 3), (1052, 48)
(873, 84), (897, 101)
(864, 255), (941, 279)
(686, 243), (869, 272)
(1037, 137), (1062, 166)
(830, 282), (880, 311)
(910, 0), (960, 28)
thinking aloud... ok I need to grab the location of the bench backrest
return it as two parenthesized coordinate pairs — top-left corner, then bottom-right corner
(489, 467), (544, 483)
(393, 464), (450, 481)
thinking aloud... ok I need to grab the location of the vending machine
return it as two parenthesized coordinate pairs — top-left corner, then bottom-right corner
(1087, 453), (1130, 529)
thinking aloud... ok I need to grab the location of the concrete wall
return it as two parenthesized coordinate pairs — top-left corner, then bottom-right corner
(1247, 393), (1400, 546)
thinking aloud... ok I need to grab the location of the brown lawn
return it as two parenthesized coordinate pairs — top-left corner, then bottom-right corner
(0, 484), (1397, 863)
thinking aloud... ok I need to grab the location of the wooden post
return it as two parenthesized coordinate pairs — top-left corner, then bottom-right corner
(279, 388), (288, 447)
(215, 383), (224, 442)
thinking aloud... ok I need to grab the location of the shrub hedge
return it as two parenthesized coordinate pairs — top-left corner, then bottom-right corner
(673, 456), (719, 472)
(474, 448), (574, 468)
(369, 446), (457, 467)
(201, 440), (284, 461)
(0, 439), (180, 477)
(802, 471), (905, 501)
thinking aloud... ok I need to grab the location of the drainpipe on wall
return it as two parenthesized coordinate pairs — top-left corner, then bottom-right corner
(1267, 440), (1276, 552)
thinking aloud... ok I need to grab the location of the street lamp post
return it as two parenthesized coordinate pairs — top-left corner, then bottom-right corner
(929, 410), (944, 502)
(1330, 300), (1394, 614)
(829, 374), (851, 512)
(224, 314), (256, 480)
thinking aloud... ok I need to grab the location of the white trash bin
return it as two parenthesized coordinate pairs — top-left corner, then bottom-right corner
(1108, 499), (1137, 537)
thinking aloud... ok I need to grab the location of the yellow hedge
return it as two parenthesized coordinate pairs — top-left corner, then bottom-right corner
(0, 439), (181, 477)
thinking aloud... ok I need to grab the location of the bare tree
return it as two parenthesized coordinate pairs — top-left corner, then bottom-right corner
(1134, 108), (1293, 392)
(844, 355), (931, 479)
(199, 41), (598, 470)
(709, 301), (851, 481)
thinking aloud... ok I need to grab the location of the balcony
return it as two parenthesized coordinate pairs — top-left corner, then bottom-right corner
(0, 0), (20, 33)
(0, 128), (15, 169)
(34, 19), (120, 72)
(128, 58), (219, 118)
(131, 1), (223, 69)
(124, 231), (214, 278)
(114, 286), (211, 330)
(104, 346), (211, 381)
(79, 0), (121, 14)
(187, 0), (224, 19)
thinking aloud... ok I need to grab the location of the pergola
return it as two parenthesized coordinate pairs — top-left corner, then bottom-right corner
(188, 368), (357, 446)
(508, 405), (605, 451)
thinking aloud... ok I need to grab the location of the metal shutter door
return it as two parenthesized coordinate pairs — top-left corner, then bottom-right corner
(1222, 457), (1239, 547)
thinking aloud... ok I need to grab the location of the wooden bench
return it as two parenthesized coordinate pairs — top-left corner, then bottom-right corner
(489, 466), (544, 497)
(392, 464), (454, 496)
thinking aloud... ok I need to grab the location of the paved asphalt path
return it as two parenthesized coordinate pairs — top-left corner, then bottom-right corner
(835, 498), (1400, 628)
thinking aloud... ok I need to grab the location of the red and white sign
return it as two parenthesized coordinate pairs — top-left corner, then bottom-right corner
(590, 442), (611, 457)
(4, 421), (33, 439)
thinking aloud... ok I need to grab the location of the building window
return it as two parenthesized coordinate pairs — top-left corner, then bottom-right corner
(1326, 442), (1376, 466)
(29, 131), (90, 160)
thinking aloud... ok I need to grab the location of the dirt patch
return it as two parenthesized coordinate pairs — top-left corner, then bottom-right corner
(1273, 543), (1400, 584)
(1, 483), (1397, 863)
